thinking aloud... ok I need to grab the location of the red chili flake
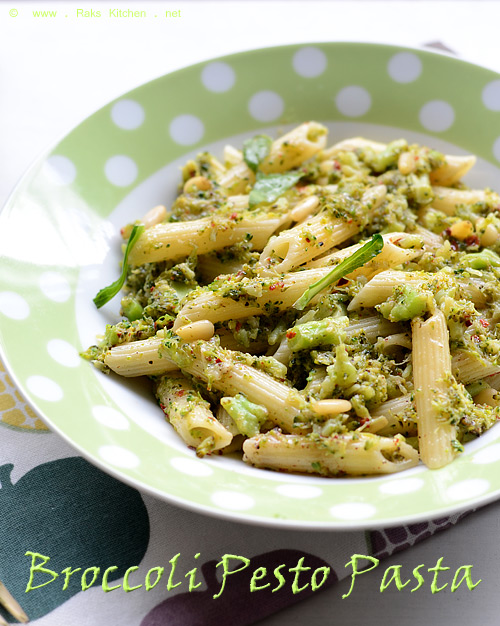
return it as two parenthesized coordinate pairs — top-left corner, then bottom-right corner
(333, 160), (341, 171)
(159, 403), (166, 410)
(465, 234), (480, 247)
(229, 212), (238, 220)
(305, 237), (311, 243)
(269, 280), (284, 291)
(215, 358), (222, 364)
(463, 313), (472, 327)
(120, 227), (125, 236)
(472, 334), (480, 342)
(177, 390), (186, 397)
(150, 286), (155, 292)
(286, 330), (297, 339)
(480, 319), (490, 328)
(235, 321), (242, 332)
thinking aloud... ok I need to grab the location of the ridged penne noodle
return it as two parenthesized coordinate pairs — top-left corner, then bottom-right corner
(321, 137), (386, 159)
(243, 430), (419, 475)
(412, 310), (457, 469)
(259, 185), (386, 273)
(348, 269), (486, 310)
(429, 155), (476, 186)
(306, 231), (421, 278)
(451, 350), (500, 384)
(345, 316), (403, 343)
(371, 395), (417, 437)
(259, 122), (327, 173)
(431, 186), (488, 215)
(217, 161), (255, 194)
(104, 335), (177, 377)
(165, 338), (309, 433)
(86, 124), (500, 478)
(128, 213), (286, 266)
(173, 266), (331, 329)
(156, 372), (232, 455)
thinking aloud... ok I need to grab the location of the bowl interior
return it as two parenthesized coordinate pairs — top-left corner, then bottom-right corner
(2, 42), (500, 529)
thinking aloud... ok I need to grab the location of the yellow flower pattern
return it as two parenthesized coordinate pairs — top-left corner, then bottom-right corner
(0, 359), (49, 431)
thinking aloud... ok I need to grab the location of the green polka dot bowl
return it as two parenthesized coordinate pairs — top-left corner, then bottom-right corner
(2, 42), (500, 529)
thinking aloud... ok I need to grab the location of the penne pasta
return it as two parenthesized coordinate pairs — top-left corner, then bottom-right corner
(156, 372), (232, 455)
(243, 430), (419, 475)
(128, 213), (286, 266)
(412, 310), (457, 469)
(260, 122), (328, 173)
(85, 124), (500, 478)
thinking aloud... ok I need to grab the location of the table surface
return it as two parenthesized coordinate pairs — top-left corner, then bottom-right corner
(1, 1), (500, 624)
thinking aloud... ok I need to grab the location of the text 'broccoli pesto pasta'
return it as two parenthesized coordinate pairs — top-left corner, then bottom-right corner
(84, 122), (500, 475)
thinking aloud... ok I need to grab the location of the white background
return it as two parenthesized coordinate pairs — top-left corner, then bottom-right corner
(2, 1), (500, 624)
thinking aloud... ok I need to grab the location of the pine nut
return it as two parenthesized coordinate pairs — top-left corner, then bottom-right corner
(398, 151), (416, 175)
(175, 320), (215, 342)
(319, 160), (335, 175)
(183, 176), (212, 194)
(449, 220), (474, 240)
(142, 205), (167, 229)
(474, 387), (500, 408)
(312, 399), (352, 415)
(480, 224), (499, 247)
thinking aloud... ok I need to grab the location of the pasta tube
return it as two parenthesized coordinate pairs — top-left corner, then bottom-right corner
(411, 310), (457, 469)
(243, 430), (419, 475)
(156, 372), (232, 455)
(259, 122), (327, 173)
(128, 213), (286, 266)
(162, 335), (310, 433)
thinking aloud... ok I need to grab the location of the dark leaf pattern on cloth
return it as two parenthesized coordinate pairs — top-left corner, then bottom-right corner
(141, 549), (336, 626)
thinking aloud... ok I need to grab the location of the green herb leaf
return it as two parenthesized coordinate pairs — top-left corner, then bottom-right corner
(249, 171), (303, 208)
(93, 223), (145, 309)
(243, 134), (272, 172)
(293, 234), (384, 310)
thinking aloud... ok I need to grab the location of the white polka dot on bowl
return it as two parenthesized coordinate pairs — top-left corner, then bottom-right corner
(446, 478), (489, 502)
(92, 406), (130, 430)
(42, 155), (77, 186)
(292, 47), (327, 78)
(39, 272), (71, 303)
(26, 375), (63, 402)
(169, 114), (205, 146)
(419, 100), (455, 132)
(99, 445), (140, 468)
(330, 502), (376, 520)
(0, 291), (30, 320)
(275, 484), (322, 499)
(111, 99), (145, 129)
(379, 478), (424, 495)
(387, 52), (422, 83)
(493, 136), (500, 163)
(211, 490), (255, 511)
(171, 456), (213, 477)
(47, 339), (80, 368)
(482, 80), (500, 111)
(104, 155), (138, 187)
(472, 444), (500, 465)
(248, 91), (284, 122)
(335, 86), (372, 117)
(201, 62), (235, 92)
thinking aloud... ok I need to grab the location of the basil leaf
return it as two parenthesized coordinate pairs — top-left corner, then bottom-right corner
(243, 134), (272, 172)
(293, 234), (384, 310)
(93, 223), (145, 309)
(249, 171), (303, 209)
